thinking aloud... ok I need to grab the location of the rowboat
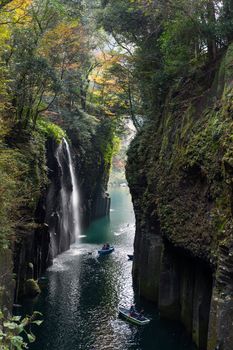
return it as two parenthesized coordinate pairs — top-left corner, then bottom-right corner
(98, 246), (114, 255)
(118, 306), (150, 325)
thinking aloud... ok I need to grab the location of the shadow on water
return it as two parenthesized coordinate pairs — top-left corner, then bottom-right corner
(20, 187), (196, 350)
(82, 216), (111, 244)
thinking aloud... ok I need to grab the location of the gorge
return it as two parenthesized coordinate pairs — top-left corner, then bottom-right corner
(1, 1), (233, 350)
(12, 133), (112, 300)
(126, 42), (233, 350)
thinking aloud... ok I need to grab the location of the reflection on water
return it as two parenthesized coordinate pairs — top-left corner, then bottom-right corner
(22, 187), (196, 350)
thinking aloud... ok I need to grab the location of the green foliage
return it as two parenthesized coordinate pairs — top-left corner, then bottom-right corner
(95, 119), (117, 169)
(126, 41), (233, 264)
(112, 135), (120, 157)
(37, 119), (66, 143)
(0, 310), (42, 350)
(24, 279), (41, 297)
(11, 50), (60, 127)
(60, 108), (99, 150)
(0, 122), (51, 248)
(100, 0), (233, 120)
(160, 18), (200, 76)
(100, 0), (148, 43)
(0, 0), (122, 250)
(0, 148), (23, 247)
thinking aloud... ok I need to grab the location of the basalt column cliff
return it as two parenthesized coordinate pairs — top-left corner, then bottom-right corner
(126, 44), (233, 350)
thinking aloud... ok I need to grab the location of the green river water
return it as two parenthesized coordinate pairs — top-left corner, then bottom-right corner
(22, 186), (196, 350)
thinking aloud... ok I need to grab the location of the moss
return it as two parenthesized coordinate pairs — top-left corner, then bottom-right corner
(94, 119), (118, 178)
(0, 118), (65, 248)
(37, 118), (66, 143)
(127, 43), (233, 264)
(24, 279), (41, 298)
(223, 43), (233, 93)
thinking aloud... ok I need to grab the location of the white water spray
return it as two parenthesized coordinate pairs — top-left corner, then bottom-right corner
(63, 138), (80, 242)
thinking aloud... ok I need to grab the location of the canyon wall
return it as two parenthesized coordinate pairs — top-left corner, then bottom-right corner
(13, 138), (75, 298)
(12, 131), (111, 300)
(126, 44), (233, 350)
(0, 249), (14, 316)
(67, 121), (113, 226)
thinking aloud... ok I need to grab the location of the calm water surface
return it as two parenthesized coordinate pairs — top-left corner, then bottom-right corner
(23, 187), (196, 350)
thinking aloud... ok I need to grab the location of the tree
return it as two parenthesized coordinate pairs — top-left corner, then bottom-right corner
(98, 0), (233, 122)
(0, 0), (13, 9)
(220, 0), (233, 42)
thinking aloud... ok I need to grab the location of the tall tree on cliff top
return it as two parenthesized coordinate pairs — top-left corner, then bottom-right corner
(99, 0), (233, 120)
(220, 0), (233, 42)
(0, 0), (94, 130)
(8, 0), (64, 128)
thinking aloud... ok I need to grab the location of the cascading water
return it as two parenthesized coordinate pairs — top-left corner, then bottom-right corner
(63, 138), (80, 242)
(52, 138), (80, 257)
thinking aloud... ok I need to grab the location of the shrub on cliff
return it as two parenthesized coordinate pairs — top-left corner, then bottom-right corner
(24, 279), (41, 298)
(0, 119), (65, 248)
(0, 310), (42, 349)
(37, 119), (66, 144)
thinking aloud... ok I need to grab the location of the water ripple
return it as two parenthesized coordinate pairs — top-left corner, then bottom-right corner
(24, 188), (195, 350)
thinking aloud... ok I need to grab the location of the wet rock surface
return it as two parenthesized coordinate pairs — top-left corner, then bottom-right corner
(127, 44), (233, 350)
(13, 138), (74, 299)
(13, 134), (112, 300)
(0, 249), (14, 316)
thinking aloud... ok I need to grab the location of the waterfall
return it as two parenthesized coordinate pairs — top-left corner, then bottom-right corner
(63, 138), (80, 242)
(55, 138), (80, 253)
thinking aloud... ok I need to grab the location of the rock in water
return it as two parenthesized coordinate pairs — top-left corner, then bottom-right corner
(25, 279), (41, 298)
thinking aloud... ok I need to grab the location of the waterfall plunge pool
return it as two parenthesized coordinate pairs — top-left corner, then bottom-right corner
(21, 186), (196, 350)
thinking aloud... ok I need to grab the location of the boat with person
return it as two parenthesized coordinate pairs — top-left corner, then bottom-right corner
(98, 245), (114, 255)
(118, 306), (150, 325)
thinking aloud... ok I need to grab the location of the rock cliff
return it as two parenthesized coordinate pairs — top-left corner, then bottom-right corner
(67, 121), (113, 226)
(13, 131), (112, 300)
(126, 44), (233, 350)
(13, 137), (75, 299)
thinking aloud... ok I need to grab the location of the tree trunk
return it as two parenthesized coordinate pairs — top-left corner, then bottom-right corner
(223, 0), (233, 43)
(206, 0), (217, 60)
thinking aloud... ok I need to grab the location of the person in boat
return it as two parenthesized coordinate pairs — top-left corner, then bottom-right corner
(129, 304), (136, 316)
(102, 244), (107, 250)
(106, 243), (110, 249)
(138, 309), (144, 320)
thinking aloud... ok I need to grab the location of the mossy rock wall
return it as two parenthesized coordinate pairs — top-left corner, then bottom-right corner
(0, 249), (14, 316)
(127, 44), (233, 350)
(68, 119), (114, 226)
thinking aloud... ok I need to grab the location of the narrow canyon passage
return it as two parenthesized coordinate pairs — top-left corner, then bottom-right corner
(1, 2), (233, 350)
(21, 186), (196, 350)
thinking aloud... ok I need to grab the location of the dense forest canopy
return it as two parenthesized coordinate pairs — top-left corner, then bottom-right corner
(0, 0), (139, 132)
(0, 0), (128, 248)
(99, 0), (233, 118)
(0, 0), (232, 129)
